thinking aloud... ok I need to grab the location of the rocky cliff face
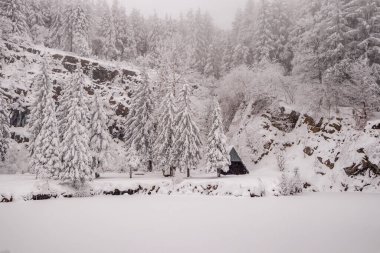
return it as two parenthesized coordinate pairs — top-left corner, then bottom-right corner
(0, 39), (138, 142)
(228, 102), (380, 192)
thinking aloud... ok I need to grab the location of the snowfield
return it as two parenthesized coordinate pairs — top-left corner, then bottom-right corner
(1, 193), (380, 253)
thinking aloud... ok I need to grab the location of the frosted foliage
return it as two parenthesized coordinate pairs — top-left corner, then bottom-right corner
(126, 145), (140, 172)
(61, 3), (91, 56)
(154, 89), (177, 170)
(0, 0), (30, 40)
(28, 70), (49, 164)
(172, 84), (202, 172)
(29, 65), (61, 179)
(124, 71), (155, 166)
(0, 95), (10, 162)
(254, 0), (275, 62)
(99, 4), (118, 60)
(89, 92), (112, 174)
(59, 68), (93, 187)
(279, 169), (303, 196)
(206, 98), (230, 173)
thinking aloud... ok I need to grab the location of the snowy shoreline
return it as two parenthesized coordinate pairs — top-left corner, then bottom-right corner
(1, 172), (379, 203)
(0, 173), (272, 202)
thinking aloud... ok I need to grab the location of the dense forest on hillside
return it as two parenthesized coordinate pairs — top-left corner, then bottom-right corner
(0, 0), (380, 188)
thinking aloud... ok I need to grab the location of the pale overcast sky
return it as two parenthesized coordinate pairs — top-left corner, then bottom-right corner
(120, 0), (248, 29)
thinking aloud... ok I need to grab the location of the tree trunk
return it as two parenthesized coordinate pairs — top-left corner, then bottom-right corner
(187, 168), (190, 178)
(217, 169), (221, 178)
(129, 167), (132, 179)
(147, 160), (153, 172)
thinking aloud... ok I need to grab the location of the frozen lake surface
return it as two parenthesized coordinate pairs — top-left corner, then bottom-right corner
(1, 193), (380, 253)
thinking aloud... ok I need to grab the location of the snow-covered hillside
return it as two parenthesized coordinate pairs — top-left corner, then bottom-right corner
(0, 39), (138, 173)
(229, 102), (380, 192)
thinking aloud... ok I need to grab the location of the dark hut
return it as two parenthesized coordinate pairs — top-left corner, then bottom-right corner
(221, 147), (249, 175)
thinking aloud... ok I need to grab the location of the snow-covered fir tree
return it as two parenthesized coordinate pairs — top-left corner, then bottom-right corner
(0, 0), (30, 40)
(59, 67), (93, 188)
(29, 64), (61, 179)
(292, 0), (327, 82)
(89, 91), (112, 176)
(26, 0), (47, 44)
(61, 2), (91, 56)
(344, 0), (380, 65)
(271, 0), (292, 72)
(206, 97), (230, 176)
(192, 10), (214, 74)
(154, 86), (177, 176)
(99, 3), (117, 60)
(0, 94), (10, 162)
(125, 144), (140, 177)
(204, 43), (222, 79)
(28, 68), (50, 165)
(47, 1), (64, 48)
(124, 70), (155, 172)
(172, 84), (202, 177)
(254, 0), (275, 63)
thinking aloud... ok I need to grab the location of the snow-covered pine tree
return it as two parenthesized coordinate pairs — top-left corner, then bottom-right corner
(0, 0), (31, 40)
(111, 0), (128, 60)
(221, 39), (234, 73)
(292, 0), (327, 82)
(0, 94), (10, 162)
(28, 68), (50, 165)
(129, 9), (148, 57)
(124, 70), (155, 172)
(59, 67), (93, 188)
(154, 86), (177, 176)
(47, 1), (64, 48)
(26, 0), (47, 44)
(61, 2), (91, 56)
(99, 3), (117, 60)
(172, 84), (202, 177)
(232, 43), (250, 67)
(204, 43), (221, 79)
(271, 0), (292, 72)
(233, 0), (256, 66)
(192, 10), (214, 74)
(343, 0), (380, 65)
(30, 64), (61, 179)
(125, 144), (140, 178)
(254, 0), (276, 63)
(89, 91), (111, 177)
(206, 97), (230, 177)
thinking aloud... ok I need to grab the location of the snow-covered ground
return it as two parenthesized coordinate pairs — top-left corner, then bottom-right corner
(0, 193), (379, 253)
(0, 172), (277, 201)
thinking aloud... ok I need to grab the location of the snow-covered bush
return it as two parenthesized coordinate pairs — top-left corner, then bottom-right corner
(276, 151), (286, 172)
(279, 168), (303, 196)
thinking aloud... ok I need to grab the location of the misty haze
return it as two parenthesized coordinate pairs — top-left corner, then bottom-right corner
(0, 0), (380, 253)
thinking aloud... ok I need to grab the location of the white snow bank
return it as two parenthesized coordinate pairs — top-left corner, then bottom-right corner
(0, 173), (279, 202)
(1, 193), (380, 253)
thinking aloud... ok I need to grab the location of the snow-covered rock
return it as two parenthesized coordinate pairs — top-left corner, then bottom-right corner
(229, 103), (380, 192)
